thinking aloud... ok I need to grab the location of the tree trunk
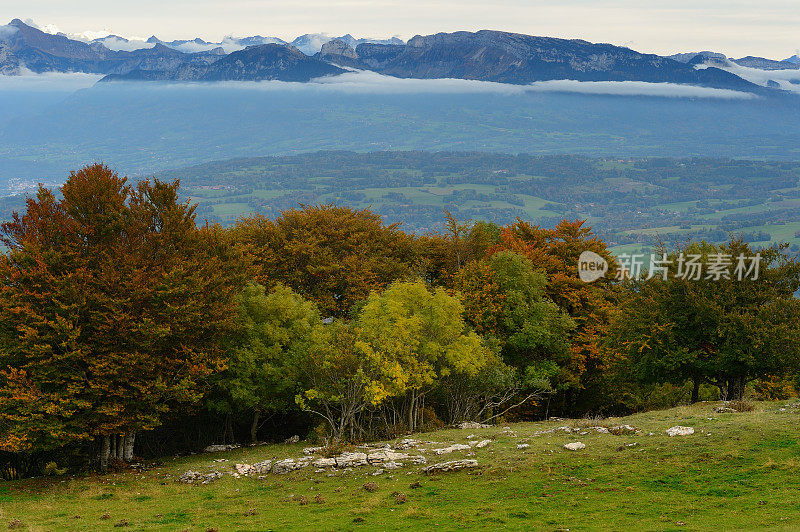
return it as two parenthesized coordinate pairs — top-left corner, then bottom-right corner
(718, 379), (729, 401)
(691, 378), (700, 404)
(408, 390), (416, 433)
(250, 409), (260, 444)
(123, 432), (135, 461)
(730, 376), (746, 401)
(110, 434), (117, 460)
(99, 435), (111, 473)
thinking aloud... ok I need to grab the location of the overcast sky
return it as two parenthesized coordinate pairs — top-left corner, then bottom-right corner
(2, 0), (798, 59)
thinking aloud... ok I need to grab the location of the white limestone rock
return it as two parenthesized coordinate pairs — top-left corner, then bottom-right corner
(666, 426), (695, 437)
(422, 459), (479, 473)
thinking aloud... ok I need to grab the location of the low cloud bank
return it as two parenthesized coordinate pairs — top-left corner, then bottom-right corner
(705, 63), (800, 94)
(523, 79), (756, 99)
(311, 72), (756, 99)
(0, 71), (103, 92)
(5, 69), (756, 100)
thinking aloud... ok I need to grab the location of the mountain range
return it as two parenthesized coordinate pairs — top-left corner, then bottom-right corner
(1, 18), (798, 93)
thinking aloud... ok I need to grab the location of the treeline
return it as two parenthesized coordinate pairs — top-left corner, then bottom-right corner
(2, 164), (800, 476)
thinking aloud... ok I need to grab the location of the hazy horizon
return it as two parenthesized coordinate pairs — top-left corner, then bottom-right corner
(2, 0), (799, 60)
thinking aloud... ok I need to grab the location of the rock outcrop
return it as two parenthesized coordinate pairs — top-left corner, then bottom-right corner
(422, 460), (479, 473)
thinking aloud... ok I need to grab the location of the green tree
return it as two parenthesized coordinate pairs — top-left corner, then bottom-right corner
(609, 238), (800, 401)
(355, 280), (494, 431)
(296, 322), (384, 442)
(211, 283), (322, 443)
(455, 251), (575, 389)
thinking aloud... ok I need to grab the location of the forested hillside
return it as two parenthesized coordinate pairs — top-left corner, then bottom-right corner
(2, 164), (799, 479)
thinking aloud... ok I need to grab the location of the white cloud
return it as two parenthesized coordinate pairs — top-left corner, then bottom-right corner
(291, 33), (333, 55)
(94, 36), (155, 52)
(524, 79), (757, 99)
(310, 71), (756, 99)
(702, 62), (800, 94)
(0, 25), (19, 40)
(0, 70), (103, 91)
(168, 39), (242, 54)
(112, 70), (756, 100)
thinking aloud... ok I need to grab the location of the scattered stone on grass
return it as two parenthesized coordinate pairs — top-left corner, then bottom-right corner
(303, 446), (326, 455)
(202, 444), (240, 453)
(234, 460), (272, 476)
(563, 442), (586, 451)
(272, 458), (310, 475)
(363, 481), (379, 492)
(285, 435), (300, 444)
(335, 452), (369, 468)
(179, 470), (223, 484)
(666, 426), (695, 437)
(312, 457), (337, 468)
(457, 421), (490, 429)
(367, 449), (410, 464)
(422, 459), (479, 473)
(517, 443), (530, 449)
(609, 425), (638, 435)
(432, 444), (471, 455)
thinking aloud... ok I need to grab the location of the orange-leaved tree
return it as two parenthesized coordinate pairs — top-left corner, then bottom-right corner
(228, 204), (420, 317)
(0, 164), (247, 470)
(496, 219), (619, 395)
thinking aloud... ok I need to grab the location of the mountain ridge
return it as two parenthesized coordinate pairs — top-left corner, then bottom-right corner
(0, 18), (794, 94)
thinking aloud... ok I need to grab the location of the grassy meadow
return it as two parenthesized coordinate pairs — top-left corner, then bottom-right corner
(2, 401), (800, 531)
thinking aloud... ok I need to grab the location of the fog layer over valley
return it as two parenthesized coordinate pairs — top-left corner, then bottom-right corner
(1, 75), (799, 189)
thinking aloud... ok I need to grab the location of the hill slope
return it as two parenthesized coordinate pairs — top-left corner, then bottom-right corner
(2, 401), (800, 530)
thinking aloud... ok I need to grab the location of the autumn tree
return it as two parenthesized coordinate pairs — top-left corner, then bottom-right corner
(454, 251), (575, 389)
(608, 238), (800, 401)
(210, 283), (321, 443)
(296, 321), (381, 442)
(0, 164), (246, 470)
(419, 214), (501, 288)
(229, 205), (419, 317)
(355, 280), (495, 432)
(497, 220), (619, 397)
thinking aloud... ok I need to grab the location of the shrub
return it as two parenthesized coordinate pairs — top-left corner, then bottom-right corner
(729, 400), (755, 412)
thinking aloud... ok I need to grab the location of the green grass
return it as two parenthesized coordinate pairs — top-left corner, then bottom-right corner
(3, 401), (800, 530)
